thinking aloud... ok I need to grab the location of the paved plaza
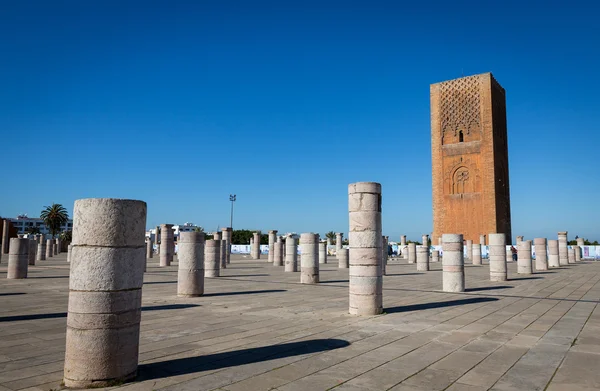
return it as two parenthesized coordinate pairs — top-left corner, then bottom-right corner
(1, 254), (600, 391)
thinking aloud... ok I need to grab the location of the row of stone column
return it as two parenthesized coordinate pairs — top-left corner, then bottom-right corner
(6, 234), (70, 278)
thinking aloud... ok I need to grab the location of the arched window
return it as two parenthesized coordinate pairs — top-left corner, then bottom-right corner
(459, 130), (464, 142)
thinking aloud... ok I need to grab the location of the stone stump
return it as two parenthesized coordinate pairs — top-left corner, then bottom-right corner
(548, 239), (560, 268)
(28, 238), (36, 266)
(146, 239), (153, 259)
(319, 242), (327, 264)
(7, 238), (28, 279)
(442, 234), (464, 292)
(466, 239), (473, 261)
(472, 244), (482, 265)
(336, 233), (343, 252)
(568, 247), (575, 264)
(222, 227), (232, 264)
(480, 234), (486, 246)
(204, 240), (220, 277)
(159, 224), (173, 267)
(251, 231), (261, 259)
(431, 250), (440, 263)
(273, 238), (284, 266)
(574, 245), (581, 262)
(506, 247), (512, 263)
(422, 234), (429, 248)
(177, 231), (205, 297)
(534, 238), (548, 271)
(408, 242), (416, 264)
(558, 232), (568, 265)
(416, 245), (429, 271)
(2, 219), (9, 254)
(55, 238), (61, 254)
(517, 240), (533, 274)
(268, 230), (277, 263)
(46, 239), (53, 258)
(37, 239), (46, 261)
(63, 198), (146, 388)
(285, 235), (298, 272)
(489, 233), (507, 281)
(348, 182), (382, 316)
(400, 235), (406, 246)
(338, 248), (349, 268)
(300, 233), (319, 284)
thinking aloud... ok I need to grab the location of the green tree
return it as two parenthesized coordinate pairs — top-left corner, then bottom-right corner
(26, 226), (41, 234)
(325, 231), (336, 243)
(40, 204), (69, 238)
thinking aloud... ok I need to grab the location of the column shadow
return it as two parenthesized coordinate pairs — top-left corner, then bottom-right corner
(465, 286), (513, 292)
(0, 292), (26, 297)
(203, 289), (286, 297)
(385, 297), (498, 314)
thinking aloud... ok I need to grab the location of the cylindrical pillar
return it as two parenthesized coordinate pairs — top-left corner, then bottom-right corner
(408, 242), (416, 264)
(204, 240), (220, 277)
(177, 231), (205, 297)
(348, 182), (382, 316)
(534, 238), (548, 271)
(517, 240), (533, 274)
(558, 232), (568, 265)
(319, 242), (327, 264)
(268, 230), (277, 263)
(2, 219), (9, 254)
(55, 238), (61, 254)
(300, 233), (319, 284)
(336, 233), (343, 251)
(466, 240), (473, 261)
(273, 238), (284, 266)
(46, 239), (53, 258)
(489, 233), (507, 281)
(222, 227), (232, 264)
(506, 246), (513, 263)
(327, 238), (332, 245)
(252, 231), (261, 259)
(400, 235), (406, 245)
(7, 238), (28, 279)
(213, 232), (226, 269)
(67, 244), (72, 263)
(548, 239), (560, 267)
(568, 247), (575, 264)
(382, 236), (388, 275)
(442, 234), (464, 292)
(422, 234), (429, 248)
(37, 239), (46, 261)
(338, 248), (349, 268)
(431, 250), (440, 263)
(28, 238), (36, 266)
(472, 243), (482, 265)
(285, 235), (298, 272)
(146, 239), (153, 259)
(480, 235), (486, 246)
(416, 245), (429, 271)
(64, 198), (146, 388)
(574, 245), (581, 262)
(155, 226), (160, 245)
(159, 224), (173, 267)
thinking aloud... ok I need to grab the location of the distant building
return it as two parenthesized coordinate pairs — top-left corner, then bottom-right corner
(146, 222), (202, 242)
(8, 214), (73, 235)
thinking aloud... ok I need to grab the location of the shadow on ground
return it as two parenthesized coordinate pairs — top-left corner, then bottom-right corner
(221, 274), (270, 278)
(203, 289), (286, 297)
(320, 280), (349, 284)
(465, 286), (512, 292)
(138, 339), (350, 380)
(0, 304), (200, 322)
(0, 292), (26, 297)
(385, 297), (498, 314)
(385, 273), (425, 277)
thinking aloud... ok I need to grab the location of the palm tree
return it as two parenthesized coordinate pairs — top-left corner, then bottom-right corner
(326, 231), (336, 243)
(26, 226), (41, 234)
(40, 204), (69, 238)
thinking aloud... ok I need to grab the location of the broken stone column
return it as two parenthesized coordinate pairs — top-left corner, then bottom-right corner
(63, 198), (146, 388)
(213, 232), (226, 269)
(516, 236), (524, 244)
(37, 239), (46, 261)
(568, 247), (575, 264)
(285, 235), (298, 272)
(336, 233), (343, 251)
(67, 244), (72, 263)
(46, 239), (53, 258)
(146, 239), (153, 259)
(273, 237), (284, 266)
(574, 245), (581, 262)
(416, 245), (429, 271)
(466, 240), (473, 261)
(348, 181), (382, 316)
(7, 238), (28, 279)
(506, 246), (512, 263)
(338, 248), (349, 268)
(382, 236), (388, 275)
(251, 231), (261, 259)
(268, 230), (277, 263)
(400, 235), (406, 245)
(204, 239), (220, 277)
(442, 234), (464, 292)
(422, 234), (429, 248)
(222, 227), (232, 265)
(327, 237), (332, 245)
(576, 237), (584, 246)
(55, 238), (61, 254)
(558, 232), (568, 265)
(534, 238), (548, 271)
(155, 226), (160, 245)
(319, 242), (327, 264)
(480, 234), (486, 246)
(300, 233), (319, 284)
(472, 243), (482, 265)
(431, 250), (440, 263)
(159, 224), (174, 266)
(28, 238), (36, 266)
(408, 242), (416, 264)
(548, 239), (560, 267)
(489, 233), (507, 281)
(517, 240), (533, 274)
(177, 231), (205, 297)
(2, 219), (9, 254)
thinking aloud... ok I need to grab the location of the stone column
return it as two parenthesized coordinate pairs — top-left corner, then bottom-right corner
(146, 239), (153, 259)
(480, 234), (486, 246)
(442, 234), (464, 292)
(300, 233), (319, 284)
(516, 236), (524, 244)
(338, 248), (349, 268)
(37, 239), (46, 261)
(46, 239), (53, 258)
(517, 240), (533, 274)
(251, 231), (261, 259)
(319, 242), (327, 264)
(400, 235), (406, 245)
(28, 238), (36, 266)
(408, 242), (416, 264)
(327, 238), (332, 245)
(7, 238), (28, 279)
(558, 232), (568, 265)
(416, 245), (429, 271)
(336, 233), (343, 251)
(348, 182), (382, 316)
(159, 224), (173, 267)
(177, 231), (205, 297)
(489, 233), (507, 281)
(548, 239), (560, 267)
(204, 239), (220, 277)
(534, 238), (548, 271)
(285, 235), (298, 272)
(422, 234), (429, 248)
(431, 250), (440, 263)
(2, 219), (9, 254)
(155, 226), (160, 245)
(438, 237), (442, 246)
(55, 238), (61, 254)
(222, 227), (232, 264)
(213, 232), (226, 269)
(472, 243), (482, 265)
(576, 237), (584, 246)
(506, 246), (512, 263)
(568, 247), (575, 264)
(67, 244), (72, 263)
(273, 237), (284, 266)
(382, 236), (388, 275)
(574, 245), (581, 262)
(268, 230), (277, 263)
(63, 198), (146, 388)
(466, 240), (473, 261)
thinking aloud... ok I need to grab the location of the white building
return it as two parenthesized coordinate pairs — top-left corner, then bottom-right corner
(8, 214), (73, 235)
(146, 222), (203, 242)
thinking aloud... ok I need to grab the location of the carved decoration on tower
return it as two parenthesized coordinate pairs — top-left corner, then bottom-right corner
(440, 75), (482, 145)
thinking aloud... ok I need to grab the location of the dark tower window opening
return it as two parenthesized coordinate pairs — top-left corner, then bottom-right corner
(459, 130), (464, 142)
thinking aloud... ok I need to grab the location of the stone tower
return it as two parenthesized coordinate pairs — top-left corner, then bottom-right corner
(430, 73), (512, 244)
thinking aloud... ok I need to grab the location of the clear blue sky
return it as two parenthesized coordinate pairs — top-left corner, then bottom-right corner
(1, 1), (599, 242)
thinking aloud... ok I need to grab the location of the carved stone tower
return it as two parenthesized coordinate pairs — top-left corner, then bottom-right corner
(431, 73), (512, 244)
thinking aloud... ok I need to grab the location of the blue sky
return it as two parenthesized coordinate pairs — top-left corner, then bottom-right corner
(1, 1), (599, 242)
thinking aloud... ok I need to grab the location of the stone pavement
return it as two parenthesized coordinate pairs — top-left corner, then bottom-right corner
(1, 254), (600, 391)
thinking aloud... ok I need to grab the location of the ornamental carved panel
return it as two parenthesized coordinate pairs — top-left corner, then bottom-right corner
(440, 75), (482, 145)
(443, 156), (481, 195)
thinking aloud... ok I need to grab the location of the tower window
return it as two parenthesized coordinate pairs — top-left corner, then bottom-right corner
(459, 130), (464, 142)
